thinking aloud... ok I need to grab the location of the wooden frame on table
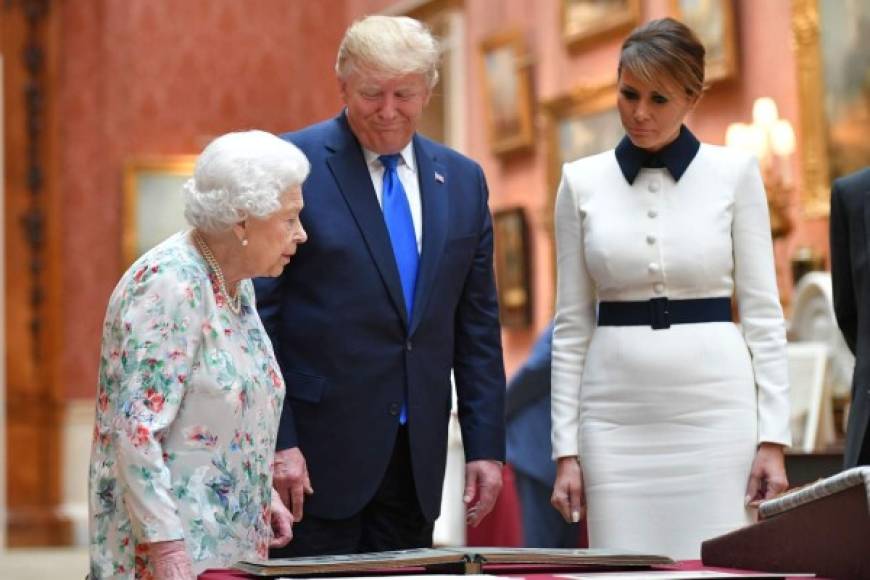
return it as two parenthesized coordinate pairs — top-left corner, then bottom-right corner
(122, 156), (197, 270)
(670, 0), (738, 84)
(561, 0), (641, 51)
(493, 207), (533, 329)
(478, 30), (535, 156)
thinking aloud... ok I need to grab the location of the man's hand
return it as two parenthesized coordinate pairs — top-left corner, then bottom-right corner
(745, 442), (789, 505)
(273, 447), (313, 522)
(463, 459), (503, 527)
(551, 456), (585, 523)
(269, 489), (294, 548)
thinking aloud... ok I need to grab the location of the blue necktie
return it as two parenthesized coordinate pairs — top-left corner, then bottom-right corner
(379, 154), (418, 425)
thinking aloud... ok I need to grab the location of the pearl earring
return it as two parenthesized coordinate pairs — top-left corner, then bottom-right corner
(241, 238), (249, 247)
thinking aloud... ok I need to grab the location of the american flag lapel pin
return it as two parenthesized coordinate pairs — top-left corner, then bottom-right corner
(434, 171), (445, 183)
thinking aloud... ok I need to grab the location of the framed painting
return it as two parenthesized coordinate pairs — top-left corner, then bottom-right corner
(793, 0), (870, 217)
(542, 82), (623, 225)
(561, 0), (641, 51)
(479, 30), (534, 156)
(541, 83), (623, 287)
(122, 156), (197, 269)
(493, 207), (533, 328)
(671, 0), (738, 83)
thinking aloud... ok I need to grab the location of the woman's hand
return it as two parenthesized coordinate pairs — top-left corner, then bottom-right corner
(270, 488), (294, 548)
(745, 442), (789, 505)
(149, 540), (195, 580)
(551, 456), (585, 523)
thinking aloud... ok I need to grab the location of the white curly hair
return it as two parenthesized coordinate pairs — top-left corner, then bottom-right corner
(335, 15), (441, 89)
(183, 130), (310, 232)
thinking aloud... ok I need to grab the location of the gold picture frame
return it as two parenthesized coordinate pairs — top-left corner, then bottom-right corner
(542, 82), (624, 289)
(479, 30), (535, 156)
(792, 0), (870, 218)
(122, 156), (197, 269)
(561, 0), (641, 51)
(671, 0), (738, 84)
(542, 82), (623, 231)
(493, 207), (533, 328)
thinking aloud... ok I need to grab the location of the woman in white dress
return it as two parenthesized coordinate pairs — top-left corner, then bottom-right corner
(89, 131), (310, 579)
(549, 18), (790, 559)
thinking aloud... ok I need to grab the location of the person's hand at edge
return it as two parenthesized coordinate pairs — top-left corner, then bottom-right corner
(272, 446), (313, 522)
(745, 442), (789, 506)
(269, 488), (294, 548)
(149, 539), (195, 580)
(464, 459), (503, 527)
(551, 456), (585, 523)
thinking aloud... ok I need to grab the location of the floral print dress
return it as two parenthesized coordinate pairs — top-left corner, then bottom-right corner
(89, 231), (285, 579)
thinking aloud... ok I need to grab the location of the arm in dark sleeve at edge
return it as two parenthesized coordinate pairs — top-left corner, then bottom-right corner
(830, 180), (857, 355)
(253, 273), (299, 450)
(505, 322), (554, 421)
(453, 165), (507, 463)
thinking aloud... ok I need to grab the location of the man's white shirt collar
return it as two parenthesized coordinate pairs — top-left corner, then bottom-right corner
(363, 141), (417, 174)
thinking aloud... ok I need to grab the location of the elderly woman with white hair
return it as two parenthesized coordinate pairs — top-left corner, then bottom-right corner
(88, 130), (309, 579)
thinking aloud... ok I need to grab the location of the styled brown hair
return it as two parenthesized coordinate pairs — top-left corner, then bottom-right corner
(618, 17), (706, 99)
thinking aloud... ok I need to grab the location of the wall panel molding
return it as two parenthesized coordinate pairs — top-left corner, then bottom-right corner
(2, 0), (69, 546)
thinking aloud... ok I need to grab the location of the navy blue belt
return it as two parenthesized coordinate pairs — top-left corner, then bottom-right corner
(597, 297), (732, 330)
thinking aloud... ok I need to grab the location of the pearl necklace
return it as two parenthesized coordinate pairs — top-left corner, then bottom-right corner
(192, 230), (242, 315)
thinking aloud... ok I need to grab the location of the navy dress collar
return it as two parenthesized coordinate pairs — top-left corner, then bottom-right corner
(615, 125), (701, 184)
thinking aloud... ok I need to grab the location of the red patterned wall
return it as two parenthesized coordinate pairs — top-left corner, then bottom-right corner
(61, 0), (347, 399)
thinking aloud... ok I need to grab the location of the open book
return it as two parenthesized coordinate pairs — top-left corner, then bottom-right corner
(235, 547), (675, 576)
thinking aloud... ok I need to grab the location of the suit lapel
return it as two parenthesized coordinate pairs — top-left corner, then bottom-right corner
(325, 116), (408, 323)
(410, 135), (448, 335)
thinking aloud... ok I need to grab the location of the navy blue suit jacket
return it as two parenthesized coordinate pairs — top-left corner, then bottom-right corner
(255, 113), (506, 521)
(506, 323), (556, 486)
(830, 166), (870, 467)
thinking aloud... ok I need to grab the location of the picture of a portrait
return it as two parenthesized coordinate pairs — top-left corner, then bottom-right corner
(562, 0), (640, 50)
(672, 0), (737, 83)
(479, 30), (534, 155)
(122, 156), (196, 269)
(493, 208), (532, 328)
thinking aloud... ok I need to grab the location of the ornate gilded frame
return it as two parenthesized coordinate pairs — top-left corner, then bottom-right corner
(122, 156), (197, 269)
(670, 0), (738, 84)
(541, 81), (619, 233)
(541, 82), (622, 288)
(493, 207), (533, 328)
(792, 0), (830, 218)
(561, 0), (641, 51)
(478, 29), (535, 156)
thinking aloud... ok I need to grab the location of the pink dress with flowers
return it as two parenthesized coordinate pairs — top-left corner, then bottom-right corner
(88, 231), (285, 579)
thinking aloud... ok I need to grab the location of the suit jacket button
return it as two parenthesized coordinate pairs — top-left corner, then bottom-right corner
(406, 340), (413, 351)
(389, 403), (400, 416)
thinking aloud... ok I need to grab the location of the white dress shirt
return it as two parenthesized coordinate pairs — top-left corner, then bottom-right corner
(363, 142), (423, 254)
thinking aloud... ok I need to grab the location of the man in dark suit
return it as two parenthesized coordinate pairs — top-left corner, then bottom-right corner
(830, 166), (870, 468)
(255, 15), (505, 556)
(506, 322), (580, 548)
